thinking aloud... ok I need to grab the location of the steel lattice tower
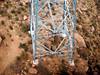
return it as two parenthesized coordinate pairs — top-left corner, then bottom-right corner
(30, 0), (77, 65)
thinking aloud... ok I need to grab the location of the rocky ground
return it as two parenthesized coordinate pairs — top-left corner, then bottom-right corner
(0, 0), (100, 75)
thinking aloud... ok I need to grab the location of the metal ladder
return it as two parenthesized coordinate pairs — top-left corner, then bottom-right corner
(30, 0), (77, 65)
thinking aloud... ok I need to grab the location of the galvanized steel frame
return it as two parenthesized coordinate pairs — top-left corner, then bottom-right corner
(30, 0), (77, 65)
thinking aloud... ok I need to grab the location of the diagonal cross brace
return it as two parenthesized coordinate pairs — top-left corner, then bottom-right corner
(30, 0), (77, 65)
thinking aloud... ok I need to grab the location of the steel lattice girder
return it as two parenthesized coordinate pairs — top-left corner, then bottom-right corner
(30, 0), (77, 65)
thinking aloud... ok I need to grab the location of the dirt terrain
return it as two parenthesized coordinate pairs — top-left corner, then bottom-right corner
(0, 0), (100, 75)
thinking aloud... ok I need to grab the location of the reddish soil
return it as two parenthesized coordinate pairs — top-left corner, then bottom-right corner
(0, 0), (100, 75)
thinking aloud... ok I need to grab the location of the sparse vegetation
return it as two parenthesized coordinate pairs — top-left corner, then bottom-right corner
(19, 43), (28, 51)
(0, 7), (7, 16)
(11, 10), (16, 14)
(0, 0), (99, 75)
(1, 20), (5, 25)
(21, 24), (28, 33)
(7, 14), (12, 19)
